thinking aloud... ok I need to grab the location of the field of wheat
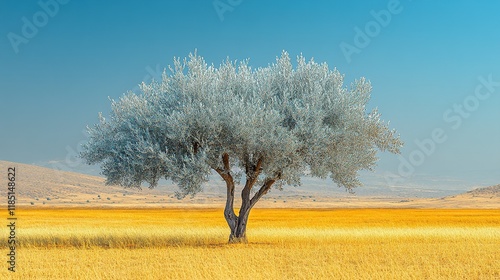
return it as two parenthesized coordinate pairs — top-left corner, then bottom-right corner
(1, 208), (499, 279)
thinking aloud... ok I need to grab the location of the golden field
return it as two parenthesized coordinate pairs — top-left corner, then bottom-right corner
(1, 208), (499, 279)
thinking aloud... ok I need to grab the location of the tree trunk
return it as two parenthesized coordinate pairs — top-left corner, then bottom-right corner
(220, 170), (238, 242)
(228, 205), (251, 243)
(224, 180), (238, 241)
(224, 178), (277, 243)
(215, 154), (276, 244)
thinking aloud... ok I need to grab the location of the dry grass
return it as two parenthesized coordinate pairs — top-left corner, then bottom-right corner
(2, 208), (499, 279)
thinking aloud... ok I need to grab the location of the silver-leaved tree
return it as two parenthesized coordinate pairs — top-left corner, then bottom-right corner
(81, 51), (403, 243)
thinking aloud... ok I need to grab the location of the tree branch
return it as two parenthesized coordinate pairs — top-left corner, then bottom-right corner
(240, 156), (263, 207)
(214, 167), (227, 180)
(212, 153), (237, 233)
(249, 177), (277, 207)
(250, 157), (263, 185)
(244, 156), (263, 188)
(213, 153), (231, 181)
(222, 153), (230, 171)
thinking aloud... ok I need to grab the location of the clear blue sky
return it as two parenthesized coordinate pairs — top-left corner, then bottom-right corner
(1, 0), (499, 189)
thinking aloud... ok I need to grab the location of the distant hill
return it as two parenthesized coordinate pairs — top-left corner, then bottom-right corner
(465, 185), (500, 197)
(0, 160), (182, 207)
(0, 160), (498, 208)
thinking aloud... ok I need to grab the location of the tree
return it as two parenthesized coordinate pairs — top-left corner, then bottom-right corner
(81, 51), (403, 243)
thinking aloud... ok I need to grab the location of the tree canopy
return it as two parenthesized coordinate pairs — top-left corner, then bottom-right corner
(81, 51), (402, 198)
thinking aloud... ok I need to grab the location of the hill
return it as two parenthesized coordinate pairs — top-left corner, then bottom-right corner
(0, 160), (178, 207)
(393, 185), (500, 209)
(465, 185), (500, 197)
(0, 160), (498, 208)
